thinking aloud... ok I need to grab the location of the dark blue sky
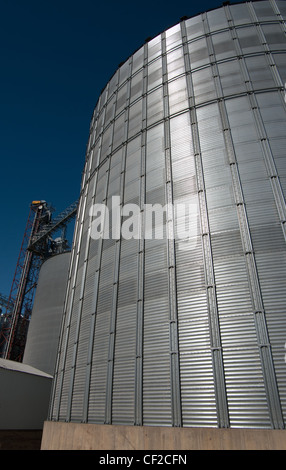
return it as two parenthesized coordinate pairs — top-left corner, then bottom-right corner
(0, 0), (224, 296)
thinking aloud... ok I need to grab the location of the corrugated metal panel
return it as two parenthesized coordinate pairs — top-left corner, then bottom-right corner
(168, 76), (188, 115)
(123, 179), (140, 205)
(197, 108), (225, 152)
(113, 113), (125, 150)
(147, 35), (161, 62)
(104, 97), (116, 129)
(212, 30), (236, 61)
(218, 59), (246, 97)
(58, 369), (71, 421)
(178, 318), (210, 351)
(208, 206), (239, 232)
(246, 200), (280, 226)
(245, 55), (276, 90)
(206, 184), (235, 210)
(165, 23), (181, 51)
(143, 237), (172, 425)
(88, 310), (111, 422)
(130, 70), (143, 103)
(144, 270), (169, 299)
(100, 125), (113, 160)
(132, 46), (144, 74)
(170, 114), (194, 170)
(146, 166), (165, 190)
(177, 290), (209, 323)
(112, 304), (137, 424)
(229, 2), (251, 25)
(143, 353), (172, 426)
(147, 87), (164, 126)
(128, 100), (142, 138)
(211, 230), (244, 258)
(214, 255), (249, 285)
(180, 351), (217, 427)
(167, 47), (185, 80)
(216, 283), (253, 315)
(251, 224), (285, 252)
(112, 357), (136, 424)
(145, 240), (167, 269)
(147, 57), (162, 91)
(223, 348), (272, 428)
(253, 0), (278, 21)
(188, 37), (210, 69)
(219, 314), (258, 348)
(118, 60), (131, 87)
(192, 67), (217, 105)
(262, 23), (286, 51)
(125, 141), (141, 183)
(115, 83), (128, 116)
(70, 364), (86, 422)
(207, 6), (228, 31)
(259, 280), (286, 311)
(117, 277), (137, 307)
(237, 160), (269, 182)
(236, 25), (264, 55)
(176, 261), (205, 292)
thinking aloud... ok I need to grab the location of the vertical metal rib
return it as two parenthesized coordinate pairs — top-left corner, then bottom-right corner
(181, 18), (229, 428)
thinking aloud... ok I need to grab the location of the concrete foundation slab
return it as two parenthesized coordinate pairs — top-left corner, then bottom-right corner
(41, 421), (286, 450)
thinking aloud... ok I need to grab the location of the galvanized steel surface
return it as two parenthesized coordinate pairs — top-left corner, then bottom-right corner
(49, 1), (286, 429)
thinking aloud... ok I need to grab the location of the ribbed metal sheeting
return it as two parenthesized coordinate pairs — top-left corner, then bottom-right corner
(49, 1), (286, 429)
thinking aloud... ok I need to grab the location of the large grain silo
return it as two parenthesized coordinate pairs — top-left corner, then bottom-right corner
(42, 0), (286, 450)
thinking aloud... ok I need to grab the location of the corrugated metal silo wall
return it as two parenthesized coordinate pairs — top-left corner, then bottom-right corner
(49, 1), (286, 429)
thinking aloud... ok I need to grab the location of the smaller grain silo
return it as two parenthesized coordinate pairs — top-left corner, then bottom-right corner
(23, 252), (71, 376)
